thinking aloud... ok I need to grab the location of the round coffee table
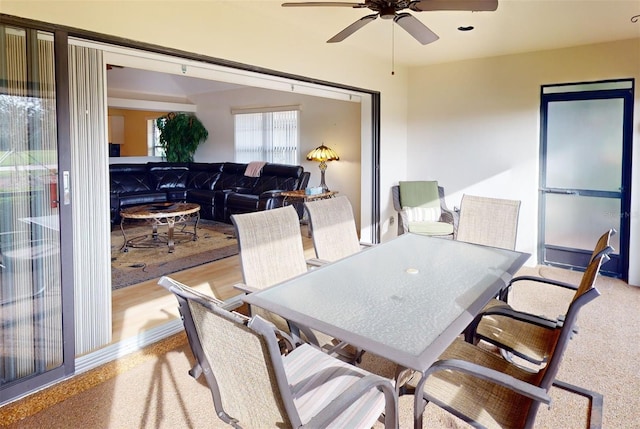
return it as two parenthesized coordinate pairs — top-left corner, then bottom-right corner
(119, 202), (200, 253)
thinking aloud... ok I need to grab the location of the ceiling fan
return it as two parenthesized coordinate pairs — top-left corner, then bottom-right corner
(282, 0), (498, 45)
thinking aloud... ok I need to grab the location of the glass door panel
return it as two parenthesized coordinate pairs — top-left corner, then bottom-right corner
(544, 194), (621, 264)
(0, 26), (63, 396)
(540, 81), (633, 279)
(546, 98), (623, 192)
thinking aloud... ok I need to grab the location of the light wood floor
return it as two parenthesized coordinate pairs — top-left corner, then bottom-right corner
(110, 225), (315, 345)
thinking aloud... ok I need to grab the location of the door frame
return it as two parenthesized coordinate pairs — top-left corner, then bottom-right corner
(538, 78), (634, 279)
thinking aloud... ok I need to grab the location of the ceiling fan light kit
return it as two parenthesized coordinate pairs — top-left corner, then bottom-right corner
(282, 0), (498, 45)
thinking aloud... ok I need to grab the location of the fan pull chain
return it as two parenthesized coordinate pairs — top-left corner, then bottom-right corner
(391, 21), (395, 75)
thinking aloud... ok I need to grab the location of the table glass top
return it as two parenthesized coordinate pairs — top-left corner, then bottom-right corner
(244, 233), (529, 370)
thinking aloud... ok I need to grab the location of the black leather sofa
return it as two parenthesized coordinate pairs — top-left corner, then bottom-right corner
(109, 161), (310, 225)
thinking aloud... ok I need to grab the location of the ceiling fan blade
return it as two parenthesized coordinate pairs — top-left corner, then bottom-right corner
(282, 2), (366, 8)
(410, 0), (498, 12)
(394, 13), (439, 45)
(327, 14), (378, 43)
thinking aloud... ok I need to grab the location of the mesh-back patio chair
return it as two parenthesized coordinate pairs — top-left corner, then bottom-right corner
(403, 251), (607, 429)
(466, 230), (615, 368)
(498, 228), (616, 301)
(455, 194), (521, 250)
(304, 195), (372, 263)
(158, 276), (398, 429)
(231, 205), (359, 361)
(391, 181), (457, 237)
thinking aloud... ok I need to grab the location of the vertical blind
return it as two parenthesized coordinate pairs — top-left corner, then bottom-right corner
(0, 26), (62, 384)
(68, 43), (112, 354)
(233, 109), (299, 164)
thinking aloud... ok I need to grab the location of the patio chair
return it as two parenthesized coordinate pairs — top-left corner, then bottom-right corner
(158, 276), (398, 428)
(403, 250), (607, 429)
(231, 205), (359, 361)
(466, 230), (615, 368)
(455, 194), (521, 250)
(304, 195), (372, 263)
(498, 228), (616, 301)
(391, 181), (456, 237)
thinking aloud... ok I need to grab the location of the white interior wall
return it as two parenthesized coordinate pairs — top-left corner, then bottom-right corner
(191, 87), (362, 229)
(407, 38), (640, 283)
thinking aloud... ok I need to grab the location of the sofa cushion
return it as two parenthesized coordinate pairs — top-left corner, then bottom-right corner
(148, 163), (190, 190)
(252, 175), (298, 194)
(118, 191), (167, 208)
(403, 206), (441, 223)
(110, 164), (153, 194)
(215, 163), (257, 190)
(408, 220), (454, 236)
(188, 162), (224, 190)
(226, 193), (259, 214)
(262, 163), (303, 178)
(187, 189), (217, 206)
(251, 164), (304, 194)
(399, 180), (440, 209)
(166, 189), (187, 201)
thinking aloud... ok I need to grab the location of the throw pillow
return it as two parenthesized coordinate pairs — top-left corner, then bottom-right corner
(403, 206), (441, 223)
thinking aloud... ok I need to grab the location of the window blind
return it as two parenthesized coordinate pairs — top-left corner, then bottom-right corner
(234, 109), (299, 165)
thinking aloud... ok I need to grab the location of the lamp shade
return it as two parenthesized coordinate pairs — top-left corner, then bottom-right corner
(306, 144), (339, 162)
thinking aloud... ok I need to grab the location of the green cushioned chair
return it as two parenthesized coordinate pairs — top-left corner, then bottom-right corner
(391, 181), (456, 237)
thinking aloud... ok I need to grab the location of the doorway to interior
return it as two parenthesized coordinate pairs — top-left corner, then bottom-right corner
(93, 41), (377, 367)
(539, 79), (634, 279)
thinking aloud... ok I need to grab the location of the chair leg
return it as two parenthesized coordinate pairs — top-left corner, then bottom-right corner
(552, 379), (603, 429)
(463, 316), (481, 344)
(189, 363), (202, 379)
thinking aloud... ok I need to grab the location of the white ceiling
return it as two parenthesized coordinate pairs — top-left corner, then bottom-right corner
(256, 0), (640, 67)
(106, 67), (243, 100)
(106, 0), (640, 98)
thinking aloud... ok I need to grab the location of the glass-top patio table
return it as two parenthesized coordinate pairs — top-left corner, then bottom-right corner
(243, 233), (529, 427)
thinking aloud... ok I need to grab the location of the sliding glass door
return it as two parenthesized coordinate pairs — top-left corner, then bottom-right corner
(0, 24), (72, 403)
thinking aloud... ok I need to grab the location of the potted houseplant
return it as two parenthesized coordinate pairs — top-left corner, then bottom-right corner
(156, 112), (209, 162)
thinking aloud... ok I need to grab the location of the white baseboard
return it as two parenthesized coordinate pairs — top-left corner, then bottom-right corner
(75, 319), (184, 374)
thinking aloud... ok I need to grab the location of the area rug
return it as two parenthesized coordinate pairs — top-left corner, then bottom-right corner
(111, 220), (238, 290)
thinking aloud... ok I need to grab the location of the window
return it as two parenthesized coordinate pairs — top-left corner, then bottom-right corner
(147, 118), (165, 157)
(233, 107), (299, 164)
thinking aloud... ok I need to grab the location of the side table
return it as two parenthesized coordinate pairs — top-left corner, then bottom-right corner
(280, 190), (338, 237)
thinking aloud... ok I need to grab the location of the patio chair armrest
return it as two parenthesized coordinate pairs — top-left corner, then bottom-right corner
(481, 306), (559, 329)
(464, 300), (558, 343)
(397, 209), (410, 234)
(509, 275), (578, 291)
(233, 282), (259, 294)
(220, 295), (245, 311)
(440, 207), (455, 225)
(499, 275), (577, 302)
(306, 258), (330, 267)
(305, 374), (398, 429)
(423, 359), (552, 405)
